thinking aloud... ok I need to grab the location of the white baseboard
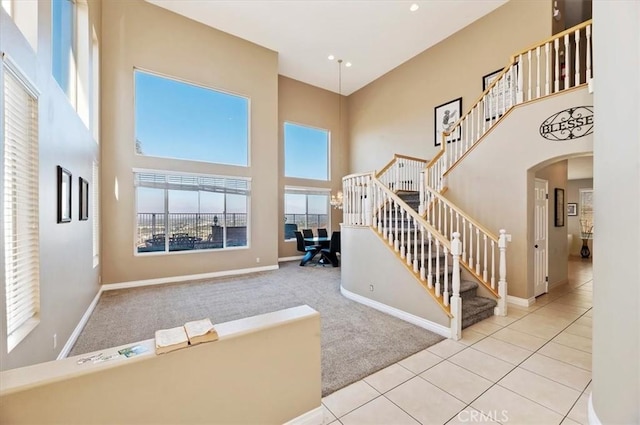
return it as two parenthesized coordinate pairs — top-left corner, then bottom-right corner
(57, 289), (103, 360)
(340, 286), (451, 338)
(588, 392), (602, 425)
(103, 264), (279, 291)
(507, 295), (536, 307)
(278, 255), (304, 262)
(283, 406), (323, 425)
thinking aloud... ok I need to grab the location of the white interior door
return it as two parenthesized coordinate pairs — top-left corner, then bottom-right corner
(534, 178), (548, 297)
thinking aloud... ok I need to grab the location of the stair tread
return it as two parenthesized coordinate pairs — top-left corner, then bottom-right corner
(461, 296), (497, 317)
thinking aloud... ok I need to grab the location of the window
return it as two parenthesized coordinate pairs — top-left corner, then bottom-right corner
(134, 70), (249, 166)
(580, 188), (593, 238)
(135, 172), (250, 254)
(92, 161), (99, 267)
(3, 60), (40, 351)
(284, 122), (329, 180)
(52, 0), (76, 99)
(2, 0), (38, 51)
(284, 187), (329, 240)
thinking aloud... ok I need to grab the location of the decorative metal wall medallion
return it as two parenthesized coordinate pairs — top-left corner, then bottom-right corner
(539, 106), (594, 141)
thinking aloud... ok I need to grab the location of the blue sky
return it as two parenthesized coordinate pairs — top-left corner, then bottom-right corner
(135, 70), (329, 214)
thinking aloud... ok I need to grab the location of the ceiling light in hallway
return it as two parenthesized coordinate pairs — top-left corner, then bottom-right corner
(410, 3), (419, 12)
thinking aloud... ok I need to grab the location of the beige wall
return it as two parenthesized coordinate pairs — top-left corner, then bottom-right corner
(567, 177), (592, 256)
(278, 76), (349, 258)
(445, 88), (592, 299)
(341, 226), (450, 329)
(348, 0), (552, 175)
(101, 0), (279, 284)
(534, 160), (569, 288)
(592, 1), (640, 422)
(0, 1), (101, 370)
(0, 306), (322, 424)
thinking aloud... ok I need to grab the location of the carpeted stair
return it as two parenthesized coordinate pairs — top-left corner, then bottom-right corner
(392, 191), (497, 329)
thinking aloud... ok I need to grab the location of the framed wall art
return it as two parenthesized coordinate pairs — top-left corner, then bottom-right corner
(567, 202), (577, 216)
(79, 177), (89, 221)
(57, 166), (72, 223)
(554, 188), (565, 227)
(434, 97), (462, 146)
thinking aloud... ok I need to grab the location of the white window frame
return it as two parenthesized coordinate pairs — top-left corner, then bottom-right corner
(134, 170), (251, 255)
(284, 121), (330, 181)
(2, 55), (41, 352)
(579, 188), (593, 239)
(284, 186), (330, 241)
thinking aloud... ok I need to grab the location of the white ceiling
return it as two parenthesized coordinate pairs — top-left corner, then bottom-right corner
(146, 0), (508, 95)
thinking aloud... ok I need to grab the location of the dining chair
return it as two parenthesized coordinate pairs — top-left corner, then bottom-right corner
(317, 228), (328, 238)
(302, 229), (314, 239)
(295, 231), (319, 266)
(320, 231), (341, 267)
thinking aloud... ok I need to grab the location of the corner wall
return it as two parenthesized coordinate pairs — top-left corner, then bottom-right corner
(100, 0), (279, 284)
(0, 1), (101, 370)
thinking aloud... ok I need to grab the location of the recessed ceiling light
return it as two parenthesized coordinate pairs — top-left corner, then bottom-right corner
(410, 3), (419, 12)
(345, 62), (352, 67)
(328, 55), (335, 60)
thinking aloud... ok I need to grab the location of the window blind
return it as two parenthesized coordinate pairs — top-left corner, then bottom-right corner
(3, 65), (40, 341)
(134, 172), (250, 195)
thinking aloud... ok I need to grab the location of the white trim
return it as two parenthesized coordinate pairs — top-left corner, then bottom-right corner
(103, 265), (279, 291)
(57, 289), (102, 359)
(132, 167), (252, 182)
(340, 286), (451, 338)
(588, 392), (602, 425)
(283, 406), (323, 425)
(507, 295), (536, 307)
(278, 255), (304, 262)
(1, 51), (40, 97)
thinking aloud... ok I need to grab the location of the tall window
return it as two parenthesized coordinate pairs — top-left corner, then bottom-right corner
(134, 70), (249, 166)
(52, 0), (76, 99)
(284, 122), (329, 180)
(284, 187), (329, 240)
(135, 172), (250, 254)
(3, 62), (40, 351)
(2, 0), (38, 51)
(580, 189), (593, 238)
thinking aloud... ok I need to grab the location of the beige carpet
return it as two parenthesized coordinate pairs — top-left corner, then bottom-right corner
(70, 261), (444, 396)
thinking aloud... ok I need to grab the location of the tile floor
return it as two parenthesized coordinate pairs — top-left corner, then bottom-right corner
(322, 259), (593, 425)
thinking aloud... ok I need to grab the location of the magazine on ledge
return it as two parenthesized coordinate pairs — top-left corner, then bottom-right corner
(184, 318), (218, 345)
(154, 326), (189, 354)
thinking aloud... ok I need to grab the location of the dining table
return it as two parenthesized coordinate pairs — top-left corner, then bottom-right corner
(301, 237), (331, 266)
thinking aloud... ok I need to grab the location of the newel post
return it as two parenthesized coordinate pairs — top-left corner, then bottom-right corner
(450, 232), (462, 340)
(497, 229), (508, 316)
(419, 171), (425, 215)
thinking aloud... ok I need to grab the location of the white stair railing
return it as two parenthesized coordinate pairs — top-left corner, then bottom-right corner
(376, 154), (428, 193)
(421, 178), (507, 316)
(426, 20), (593, 190)
(343, 172), (465, 339)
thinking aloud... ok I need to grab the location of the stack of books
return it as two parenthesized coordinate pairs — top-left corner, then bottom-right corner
(154, 318), (219, 355)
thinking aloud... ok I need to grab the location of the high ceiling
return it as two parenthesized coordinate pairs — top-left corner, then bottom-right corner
(146, 0), (508, 95)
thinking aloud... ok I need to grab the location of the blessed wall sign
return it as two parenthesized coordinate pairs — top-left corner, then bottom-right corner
(539, 106), (594, 141)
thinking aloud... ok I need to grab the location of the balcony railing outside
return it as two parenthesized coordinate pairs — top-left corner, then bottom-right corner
(137, 212), (248, 253)
(284, 214), (329, 239)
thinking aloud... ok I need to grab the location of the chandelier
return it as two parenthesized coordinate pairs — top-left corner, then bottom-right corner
(330, 191), (344, 209)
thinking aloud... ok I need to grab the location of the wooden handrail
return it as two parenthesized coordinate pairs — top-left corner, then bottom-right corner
(510, 19), (593, 62)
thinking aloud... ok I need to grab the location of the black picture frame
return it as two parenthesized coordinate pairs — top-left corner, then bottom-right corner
(567, 203), (578, 216)
(434, 97), (462, 146)
(554, 188), (565, 227)
(482, 68), (502, 92)
(79, 177), (89, 221)
(57, 166), (72, 223)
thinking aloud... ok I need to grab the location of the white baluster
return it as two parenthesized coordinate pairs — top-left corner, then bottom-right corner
(475, 228), (481, 275)
(413, 219), (419, 272)
(483, 234), (488, 282)
(419, 171), (425, 215)
(435, 239), (441, 298)
(487, 90), (493, 128)
(482, 97), (486, 134)
(517, 54), (524, 103)
(450, 232), (462, 340)
(443, 247), (450, 307)
(393, 202), (399, 250)
(545, 42), (550, 95)
(497, 229), (508, 316)
(491, 240), (496, 290)
(574, 29), (581, 85)
(536, 46), (541, 98)
(527, 50), (532, 101)
(427, 231), (433, 288)
(462, 218), (467, 264)
(564, 34), (570, 89)
(420, 227), (426, 281)
(400, 209), (406, 258)
(554, 38), (560, 92)
(468, 222), (474, 266)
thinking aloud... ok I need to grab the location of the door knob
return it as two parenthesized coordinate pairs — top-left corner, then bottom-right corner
(534, 244), (539, 248)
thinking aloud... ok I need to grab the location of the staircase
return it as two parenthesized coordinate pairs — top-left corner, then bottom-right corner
(397, 191), (496, 329)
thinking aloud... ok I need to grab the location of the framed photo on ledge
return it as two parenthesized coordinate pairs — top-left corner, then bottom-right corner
(57, 166), (72, 223)
(434, 97), (462, 146)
